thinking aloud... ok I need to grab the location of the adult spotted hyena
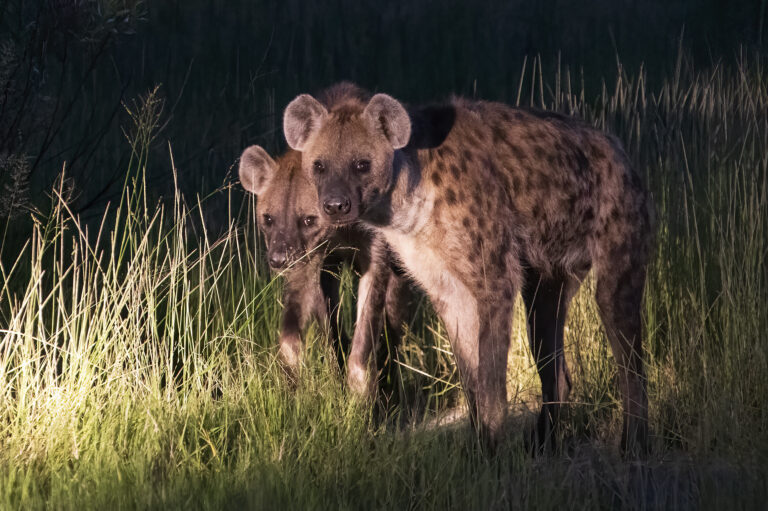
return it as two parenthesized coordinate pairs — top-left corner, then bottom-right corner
(238, 87), (411, 394)
(283, 85), (654, 453)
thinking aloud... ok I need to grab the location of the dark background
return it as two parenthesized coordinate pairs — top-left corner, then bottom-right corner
(1, 0), (765, 226)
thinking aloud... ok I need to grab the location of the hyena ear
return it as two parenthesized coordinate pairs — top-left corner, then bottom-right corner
(363, 94), (411, 149)
(283, 94), (329, 151)
(238, 145), (277, 196)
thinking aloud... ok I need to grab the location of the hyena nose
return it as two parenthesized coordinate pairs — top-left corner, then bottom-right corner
(268, 252), (287, 269)
(323, 196), (351, 216)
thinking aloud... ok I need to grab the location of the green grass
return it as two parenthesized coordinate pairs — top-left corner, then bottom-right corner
(1, 55), (767, 509)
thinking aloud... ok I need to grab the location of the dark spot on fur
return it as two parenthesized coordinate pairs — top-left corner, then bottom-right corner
(589, 144), (605, 161)
(488, 160), (500, 177)
(499, 174), (511, 192)
(437, 146), (455, 159)
(492, 247), (507, 269)
(431, 172), (442, 186)
(546, 152), (558, 166)
(445, 188), (457, 205)
(472, 188), (483, 206)
(450, 164), (461, 179)
(463, 149), (475, 163)
(574, 148), (590, 175)
(492, 125), (508, 144)
(462, 217), (471, 228)
(511, 144), (527, 161)
(473, 232), (483, 250)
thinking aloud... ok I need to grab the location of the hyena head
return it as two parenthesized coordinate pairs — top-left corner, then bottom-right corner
(282, 92), (411, 225)
(238, 145), (328, 270)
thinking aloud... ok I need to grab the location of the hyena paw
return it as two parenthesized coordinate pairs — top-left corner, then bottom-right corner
(347, 360), (374, 399)
(278, 336), (301, 384)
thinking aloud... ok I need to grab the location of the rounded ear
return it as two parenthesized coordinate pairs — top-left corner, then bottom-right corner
(363, 93), (411, 149)
(238, 145), (277, 196)
(283, 94), (329, 151)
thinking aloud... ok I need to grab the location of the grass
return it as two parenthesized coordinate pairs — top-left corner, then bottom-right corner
(0, 53), (767, 509)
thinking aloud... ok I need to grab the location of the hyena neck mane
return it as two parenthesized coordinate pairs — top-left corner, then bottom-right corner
(361, 104), (454, 233)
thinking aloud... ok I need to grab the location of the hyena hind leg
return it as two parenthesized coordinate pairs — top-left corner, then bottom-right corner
(521, 269), (583, 454)
(595, 255), (649, 457)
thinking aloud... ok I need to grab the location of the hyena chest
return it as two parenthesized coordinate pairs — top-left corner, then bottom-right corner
(378, 225), (479, 348)
(379, 227), (461, 302)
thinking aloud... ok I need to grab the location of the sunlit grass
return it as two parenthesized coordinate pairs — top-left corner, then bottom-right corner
(0, 55), (767, 509)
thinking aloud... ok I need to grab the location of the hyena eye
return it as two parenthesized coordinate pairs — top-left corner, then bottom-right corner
(313, 160), (325, 174)
(302, 216), (317, 227)
(262, 214), (273, 226)
(354, 159), (371, 173)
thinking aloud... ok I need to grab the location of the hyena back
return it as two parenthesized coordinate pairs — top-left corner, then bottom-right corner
(283, 85), (653, 454)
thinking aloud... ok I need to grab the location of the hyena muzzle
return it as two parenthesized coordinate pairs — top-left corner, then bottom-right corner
(283, 83), (654, 455)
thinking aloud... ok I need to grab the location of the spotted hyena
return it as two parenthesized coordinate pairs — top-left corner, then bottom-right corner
(283, 85), (654, 454)
(238, 87), (411, 395)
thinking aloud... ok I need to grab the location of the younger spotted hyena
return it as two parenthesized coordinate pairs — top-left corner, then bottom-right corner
(238, 145), (410, 395)
(283, 85), (654, 453)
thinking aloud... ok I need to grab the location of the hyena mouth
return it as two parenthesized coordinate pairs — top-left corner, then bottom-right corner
(329, 217), (357, 227)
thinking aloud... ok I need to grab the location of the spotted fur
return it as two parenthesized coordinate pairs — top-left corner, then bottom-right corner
(284, 83), (654, 454)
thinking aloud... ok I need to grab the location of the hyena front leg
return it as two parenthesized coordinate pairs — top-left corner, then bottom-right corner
(475, 300), (514, 449)
(279, 259), (326, 378)
(347, 240), (393, 398)
(319, 259), (350, 369)
(383, 270), (413, 342)
(437, 275), (513, 450)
